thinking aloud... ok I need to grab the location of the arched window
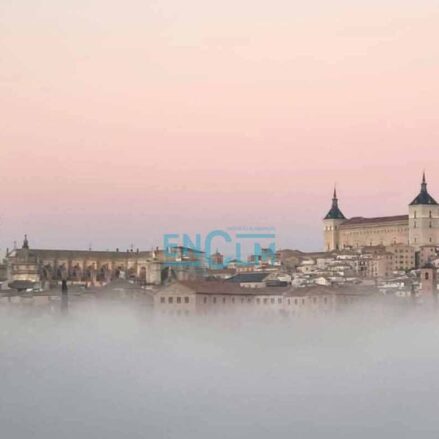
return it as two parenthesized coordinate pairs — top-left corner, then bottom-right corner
(429, 211), (432, 218)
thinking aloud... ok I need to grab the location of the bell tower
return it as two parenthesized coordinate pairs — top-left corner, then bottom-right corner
(323, 187), (346, 252)
(420, 263), (438, 300)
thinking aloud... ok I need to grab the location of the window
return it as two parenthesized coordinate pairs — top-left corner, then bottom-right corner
(168, 297), (173, 304)
(270, 298), (275, 304)
(213, 297), (217, 304)
(295, 299), (298, 305)
(425, 272), (430, 280)
(184, 297), (189, 304)
(222, 297), (226, 304)
(263, 298), (268, 304)
(176, 297), (181, 304)
(203, 297), (207, 304)
(160, 297), (165, 303)
(429, 211), (432, 218)
(278, 298), (282, 304)
(256, 298), (260, 304)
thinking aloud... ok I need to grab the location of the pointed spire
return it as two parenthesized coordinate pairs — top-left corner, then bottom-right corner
(332, 184), (339, 209)
(410, 171), (438, 205)
(421, 171), (427, 192)
(324, 186), (346, 220)
(22, 234), (29, 249)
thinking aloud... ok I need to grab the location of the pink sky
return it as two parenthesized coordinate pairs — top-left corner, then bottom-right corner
(1, 0), (439, 253)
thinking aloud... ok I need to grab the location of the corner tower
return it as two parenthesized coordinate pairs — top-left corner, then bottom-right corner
(323, 187), (346, 251)
(409, 172), (439, 249)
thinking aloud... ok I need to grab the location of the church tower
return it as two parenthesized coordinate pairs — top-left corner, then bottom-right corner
(408, 172), (439, 249)
(420, 263), (438, 297)
(323, 187), (346, 251)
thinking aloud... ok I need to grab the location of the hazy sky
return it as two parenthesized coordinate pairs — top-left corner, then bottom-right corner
(1, 0), (439, 252)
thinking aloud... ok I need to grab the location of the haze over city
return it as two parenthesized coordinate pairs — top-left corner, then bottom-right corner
(4, 3), (439, 439)
(3, 306), (439, 439)
(1, 0), (439, 252)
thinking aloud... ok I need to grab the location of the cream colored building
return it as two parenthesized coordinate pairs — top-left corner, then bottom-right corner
(365, 253), (393, 279)
(385, 244), (416, 272)
(6, 238), (207, 289)
(154, 281), (344, 317)
(323, 174), (439, 253)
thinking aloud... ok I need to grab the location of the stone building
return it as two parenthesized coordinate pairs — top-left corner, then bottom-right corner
(6, 238), (207, 289)
(418, 245), (439, 267)
(323, 173), (439, 252)
(154, 281), (335, 317)
(385, 244), (416, 272)
(364, 252), (394, 279)
(419, 263), (438, 296)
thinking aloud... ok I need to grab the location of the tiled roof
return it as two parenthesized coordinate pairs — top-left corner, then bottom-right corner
(7, 280), (36, 290)
(410, 191), (438, 206)
(324, 188), (346, 220)
(227, 272), (271, 283)
(340, 215), (408, 227)
(15, 249), (154, 259)
(177, 281), (288, 295)
(165, 281), (372, 297)
(324, 205), (346, 220)
(410, 173), (438, 206)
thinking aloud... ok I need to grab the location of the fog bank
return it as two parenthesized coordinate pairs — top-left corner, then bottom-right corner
(1, 305), (439, 438)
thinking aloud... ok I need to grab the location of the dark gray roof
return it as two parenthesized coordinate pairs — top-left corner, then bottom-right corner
(8, 280), (36, 290)
(422, 262), (436, 269)
(165, 280), (290, 296)
(410, 173), (438, 206)
(227, 272), (270, 283)
(324, 188), (346, 220)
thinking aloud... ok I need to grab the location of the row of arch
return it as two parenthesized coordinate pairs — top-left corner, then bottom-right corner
(39, 263), (147, 283)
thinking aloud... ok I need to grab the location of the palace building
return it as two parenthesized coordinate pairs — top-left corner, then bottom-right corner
(323, 173), (439, 252)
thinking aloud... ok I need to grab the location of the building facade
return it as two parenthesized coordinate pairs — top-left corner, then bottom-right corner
(324, 174), (439, 252)
(6, 238), (207, 289)
(154, 280), (336, 317)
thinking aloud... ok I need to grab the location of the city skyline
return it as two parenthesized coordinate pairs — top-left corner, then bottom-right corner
(3, 3), (439, 439)
(0, 171), (437, 255)
(1, 0), (439, 252)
